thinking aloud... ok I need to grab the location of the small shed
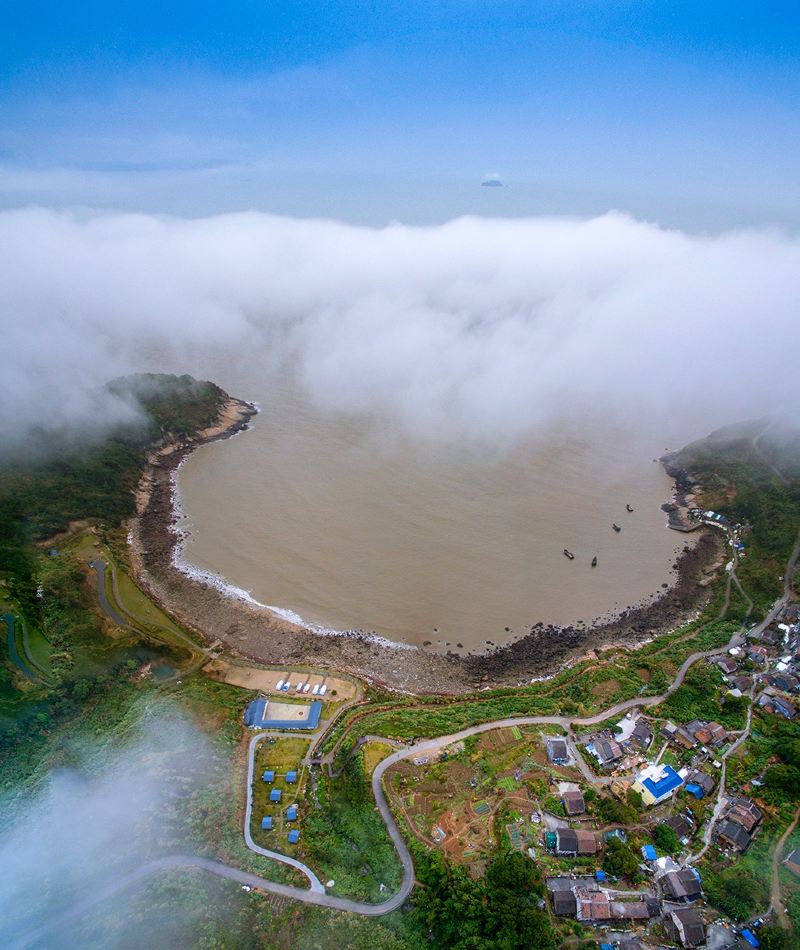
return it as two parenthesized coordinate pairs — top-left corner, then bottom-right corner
(262, 770), (275, 783)
(261, 816), (273, 830)
(288, 829), (300, 844)
(286, 804), (298, 821)
(269, 788), (282, 803)
(285, 770), (298, 783)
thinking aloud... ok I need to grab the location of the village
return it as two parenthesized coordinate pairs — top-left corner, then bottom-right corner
(379, 599), (800, 950)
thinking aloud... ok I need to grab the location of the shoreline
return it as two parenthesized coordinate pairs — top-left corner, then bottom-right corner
(127, 395), (725, 695)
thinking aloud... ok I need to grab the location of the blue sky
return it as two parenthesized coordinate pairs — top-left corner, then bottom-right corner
(2, 2), (799, 227)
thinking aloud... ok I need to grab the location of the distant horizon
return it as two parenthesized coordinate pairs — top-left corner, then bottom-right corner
(2, 3), (800, 230)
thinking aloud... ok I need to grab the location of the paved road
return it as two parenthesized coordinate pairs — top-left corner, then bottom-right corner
(90, 560), (133, 629)
(2, 613), (38, 681)
(27, 529), (797, 936)
(770, 806), (800, 929)
(244, 731), (324, 891)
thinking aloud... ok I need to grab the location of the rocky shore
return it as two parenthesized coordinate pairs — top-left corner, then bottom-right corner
(127, 394), (726, 695)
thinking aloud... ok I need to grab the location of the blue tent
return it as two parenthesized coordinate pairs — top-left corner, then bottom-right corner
(740, 930), (759, 948)
(642, 844), (658, 861)
(286, 804), (298, 821)
(288, 829), (300, 844)
(285, 770), (298, 783)
(261, 816), (273, 830)
(685, 782), (704, 799)
(594, 870), (606, 882)
(262, 770), (275, 783)
(269, 788), (282, 802)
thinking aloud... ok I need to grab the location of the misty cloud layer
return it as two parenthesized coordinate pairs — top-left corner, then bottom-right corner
(0, 714), (213, 948)
(1, 207), (798, 455)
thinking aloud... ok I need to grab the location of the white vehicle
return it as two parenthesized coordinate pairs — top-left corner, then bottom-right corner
(319, 684), (327, 696)
(303, 683), (311, 693)
(296, 683), (303, 692)
(276, 680), (285, 690)
(283, 682), (291, 692)
(311, 684), (320, 695)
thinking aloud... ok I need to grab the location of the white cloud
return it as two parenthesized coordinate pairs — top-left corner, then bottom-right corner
(0, 207), (798, 454)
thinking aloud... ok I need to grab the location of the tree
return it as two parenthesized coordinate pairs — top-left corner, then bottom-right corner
(652, 823), (680, 854)
(603, 837), (640, 878)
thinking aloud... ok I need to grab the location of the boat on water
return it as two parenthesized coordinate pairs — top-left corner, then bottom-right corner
(563, 549), (575, 560)
(612, 523), (621, 533)
(591, 556), (597, 567)
(626, 504), (634, 513)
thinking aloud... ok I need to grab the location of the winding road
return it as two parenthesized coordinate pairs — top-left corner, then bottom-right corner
(23, 527), (797, 945)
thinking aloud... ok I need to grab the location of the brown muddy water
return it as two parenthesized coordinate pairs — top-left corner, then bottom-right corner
(176, 381), (691, 652)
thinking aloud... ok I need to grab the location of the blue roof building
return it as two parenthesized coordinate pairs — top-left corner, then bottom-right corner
(286, 804), (298, 821)
(261, 816), (273, 830)
(288, 829), (300, 844)
(285, 770), (298, 783)
(269, 788), (282, 802)
(262, 770), (275, 783)
(740, 929), (759, 947)
(243, 698), (323, 730)
(633, 764), (684, 806)
(642, 844), (658, 861)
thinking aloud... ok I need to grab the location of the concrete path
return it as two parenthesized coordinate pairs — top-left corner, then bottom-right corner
(769, 806), (800, 929)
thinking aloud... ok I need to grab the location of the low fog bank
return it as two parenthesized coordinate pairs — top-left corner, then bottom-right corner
(1, 713), (215, 948)
(1, 207), (799, 457)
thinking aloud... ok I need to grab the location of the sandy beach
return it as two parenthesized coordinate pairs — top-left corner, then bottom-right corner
(127, 395), (725, 694)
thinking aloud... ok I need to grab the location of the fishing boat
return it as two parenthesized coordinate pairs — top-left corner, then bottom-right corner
(612, 523), (621, 533)
(591, 556), (597, 567)
(626, 504), (634, 513)
(563, 549), (575, 560)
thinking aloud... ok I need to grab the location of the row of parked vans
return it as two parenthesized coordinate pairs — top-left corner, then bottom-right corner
(274, 678), (327, 696)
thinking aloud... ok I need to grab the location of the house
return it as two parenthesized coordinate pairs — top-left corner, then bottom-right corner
(262, 770), (275, 783)
(716, 656), (739, 675)
(576, 829), (599, 855)
(588, 737), (624, 768)
(660, 868), (702, 902)
(758, 692), (797, 719)
(547, 738), (569, 763)
(550, 888), (577, 916)
(718, 819), (752, 852)
(783, 848), (800, 878)
(611, 899), (659, 920)
(767, 672), (799, 693)
(665, 907), (706, 948)
(707, 722), (727, 746)
(727, 796), (762, 833)
(731, 675), (754, 692)
(269, 788), (282, 803)
(286, 804), (298, 821)
(285, 770), (298, 783)
(749, 646), (769, 664)
(553, 829), (578, 855)
(664, 814), (695, 841)
(632, 764), (684, 806)
(261, 816), (273, 830)
(562, 789), (586, 815)
(287, 829), (300, 844)
(553, 828), (598, 856)
(630, 719), (654, 750)
(662, 722), (696, 749)
(574, 887), (612, 922)
(684, 770), (715, 799)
